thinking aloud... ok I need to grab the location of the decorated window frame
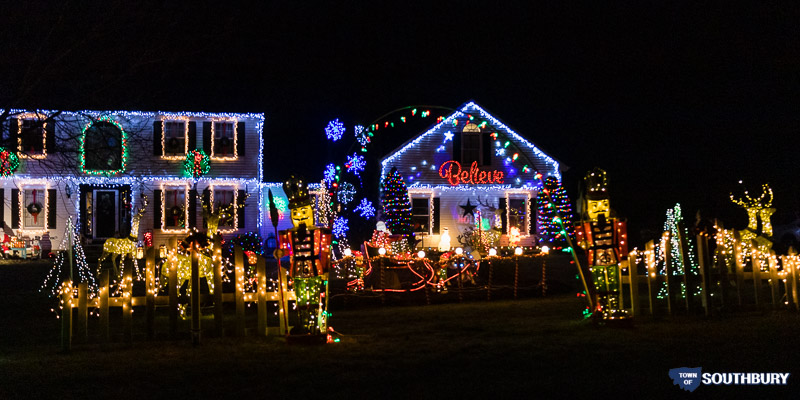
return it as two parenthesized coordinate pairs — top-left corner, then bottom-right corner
(17, 113), (49, 159)
(161, 116), (190, 160)
(18, 181), (49, 235)
(161, 182), (190, 233)
(209, 184), (238, 233)
(80, 115), (128, 176)
(408, 189), (434, 235)
(211, 118), (238, 160)
(506, 190), (533, 236)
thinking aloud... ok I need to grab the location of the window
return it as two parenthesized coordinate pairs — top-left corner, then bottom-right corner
(22, 188), (47, 229)
(461, 122), (481, 166)
(82, 119), (126, 174)
(508, 198), (527, 233)
(19, 119), (46, 157)
(212, 188), (236, 231)
(163, 121), (186, 157)
(213, 121), (235, 158)
(163, 186), (187, 230)
(411, 197), (430, 233)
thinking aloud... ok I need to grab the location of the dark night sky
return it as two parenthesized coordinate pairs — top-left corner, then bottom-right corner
(2, 1), (799, 246)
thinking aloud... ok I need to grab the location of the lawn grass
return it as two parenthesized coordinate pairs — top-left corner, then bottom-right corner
(1, 260), (799, 399)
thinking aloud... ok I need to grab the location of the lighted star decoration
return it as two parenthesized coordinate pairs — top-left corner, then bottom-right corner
(443, 130), (454, 142)
(495, 148), (506, 156)
(323, 163), (337, 184)
(460, 199), (477, 218)
(333, 216), (349, 238)
(337, 182), (356, 204)
(345, 153), (366, 175)
(325, 119), (346, 141)
(354, 198), (375, 218)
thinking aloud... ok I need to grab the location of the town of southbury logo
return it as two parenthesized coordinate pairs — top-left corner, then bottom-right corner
(669, 367), (702, 392)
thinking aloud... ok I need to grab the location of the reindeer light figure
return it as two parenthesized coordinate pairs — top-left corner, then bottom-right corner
(161, 192), (249, 295)
(730, 183), (775, 237)
(730, 182), (775, 255)
(98, 196), (148, 277)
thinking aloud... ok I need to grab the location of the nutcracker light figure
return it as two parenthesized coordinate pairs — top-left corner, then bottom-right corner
(276, 175), (332, 337)
(576, 168), (629, 319)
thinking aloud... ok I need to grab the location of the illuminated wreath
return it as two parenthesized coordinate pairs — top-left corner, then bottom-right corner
(183, 149), (210, 178)
(170, 205), (182, 217)
(0, 147), (20, 177)
(27, 202), (43, 215)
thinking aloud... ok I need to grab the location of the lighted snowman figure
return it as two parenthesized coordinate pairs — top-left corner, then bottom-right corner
(438, 227), (451, 252)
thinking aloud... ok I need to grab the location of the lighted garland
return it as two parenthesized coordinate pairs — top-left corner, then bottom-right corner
(184, 149), (211, 178)
(0, 147), (20, 176)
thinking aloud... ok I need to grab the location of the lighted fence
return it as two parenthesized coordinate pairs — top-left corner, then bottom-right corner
(618, 231), (800, 317)
(59, 243), (295, 350)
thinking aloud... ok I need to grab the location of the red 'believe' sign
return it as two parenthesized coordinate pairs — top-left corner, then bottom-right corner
(439, 160), (505, 186)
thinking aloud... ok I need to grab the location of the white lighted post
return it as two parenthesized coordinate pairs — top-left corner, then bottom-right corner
(514, 247), (523, 300)
(379, 247), (386, 305)
(487, 248), (497, 301)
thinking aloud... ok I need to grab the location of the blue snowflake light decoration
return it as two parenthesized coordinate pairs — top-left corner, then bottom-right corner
(354, 198), (375, 218)
(355, 125), (370, 146)
(337, 182), (355, 204)
(345, 153), (366, 175)
(325, 119), (346, 141)
(324, 163), (337, 184)
(333, 216), (349, 238)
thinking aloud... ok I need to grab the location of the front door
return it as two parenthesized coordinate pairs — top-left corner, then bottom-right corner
(93, 190), (118, 239)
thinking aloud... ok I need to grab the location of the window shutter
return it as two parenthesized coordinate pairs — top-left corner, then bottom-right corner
(236, 121), (247, 157)
(45, 121), (56, 154)
(432, 197), (440, 235)
(203, 122), (212, 154)
(237, 189), (246, 230)
(499, 197), (508, 234)
(202, 188), (210, 228)
(236, 121), (246, 156)
(482, 131), (491, 166)
(11, 189), (19, 229)
(10, 118), (18, 150)
(47, 189), (57, 229)
(452, 131), (462, 163)
(0, 189), (4, 229)
(188, 189), (197, 229)
(187, 121), (197, 150)
(154, 190), (162, 229)
(153, 121), (163, 156)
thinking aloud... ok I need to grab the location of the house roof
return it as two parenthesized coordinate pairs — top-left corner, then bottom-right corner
(380, 101), (562, 186)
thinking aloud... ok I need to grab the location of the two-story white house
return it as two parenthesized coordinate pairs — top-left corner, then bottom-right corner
(379, 101), (563, 249)
(1, 109), (264, 249)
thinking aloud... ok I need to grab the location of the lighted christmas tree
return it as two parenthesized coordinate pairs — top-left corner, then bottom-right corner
(381, 167), (412, 235)
(537, 177), (575, 250)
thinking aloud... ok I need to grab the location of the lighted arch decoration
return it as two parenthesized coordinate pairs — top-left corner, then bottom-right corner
(0, 147), (20, 177)
(80, 115), (128, 176)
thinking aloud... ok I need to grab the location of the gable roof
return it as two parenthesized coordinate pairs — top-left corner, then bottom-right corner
(380, 101), (562, 187)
